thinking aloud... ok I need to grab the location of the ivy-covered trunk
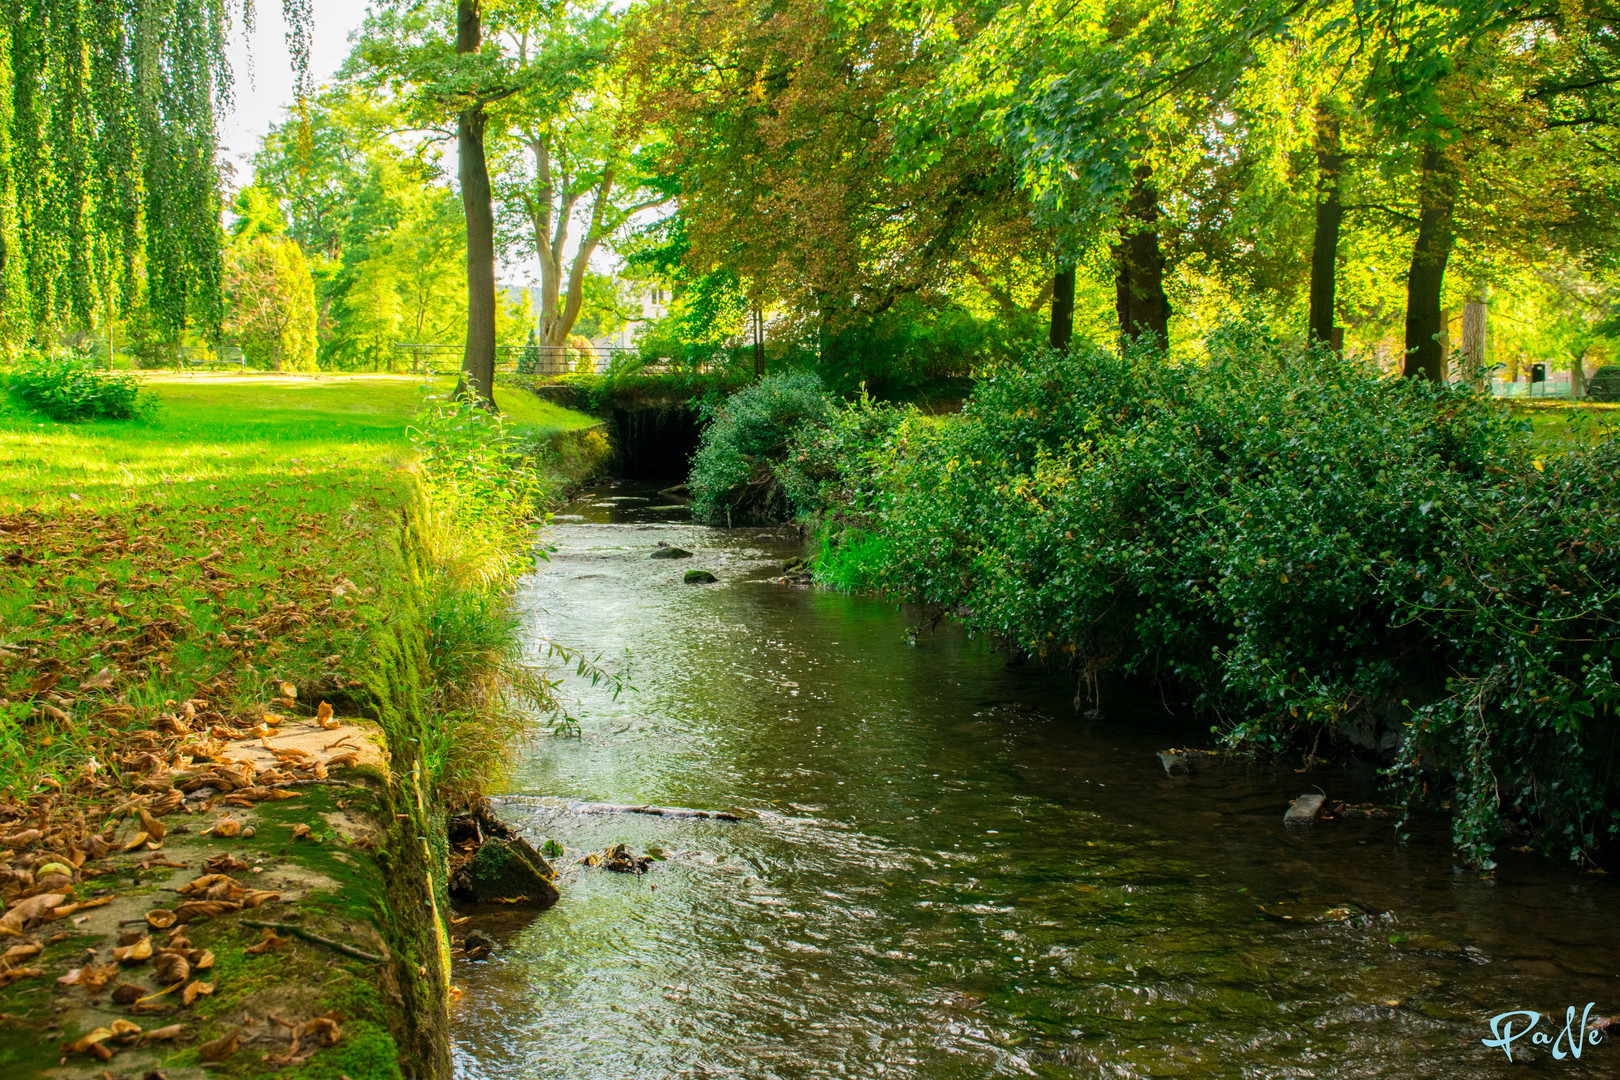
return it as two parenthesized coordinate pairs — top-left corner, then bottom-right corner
(1307, 103), (1343, 350)
(1402, 144), (1456, 382)
(1114, 166), (1170, 347)
(456, 0), (498, 410)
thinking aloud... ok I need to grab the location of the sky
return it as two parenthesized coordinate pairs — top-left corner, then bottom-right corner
(216, 0), (627, 286)
(218, 0), (374, 185)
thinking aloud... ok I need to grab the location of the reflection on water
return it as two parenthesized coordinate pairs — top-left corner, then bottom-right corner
(452, 485), (1618, 1079)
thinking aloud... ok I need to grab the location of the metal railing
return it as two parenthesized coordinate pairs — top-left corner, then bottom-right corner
(391, 343), (637, 376)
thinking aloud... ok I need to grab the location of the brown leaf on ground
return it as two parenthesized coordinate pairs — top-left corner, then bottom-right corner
(244, 927), (290, 955)
(290, 823), (312, 841)
(0, 966), (43, 987)
(197, 1027), (240, 1061)
(1, 941), (43, 965)
(148, 790), (185, 815)
(61, 961), (117, 992)
(138, 809), (167, 841)
(140, 1023), (184, 1044)
(325, 751), (359, 769)
(203, 852), (251, 873)
(174, 900), (241, 922)
(121, 830), (150, 852)
(177, 873), (241, 897)
(181, 978), (214, 1005)
(315, 701), (333, 725)
(113, 936), (152, 964)
(1, 829), (41, 848)
(145, 909), (177, 929)
(153, 950), (189, 985)
(241, 890), (281, 908)
(64, 1026), (116, 1058)
(191, 949), (215, 971)
(279, 681), (297, 699)
(0, 892), (67, 933)
(111, 982), (145, 1004)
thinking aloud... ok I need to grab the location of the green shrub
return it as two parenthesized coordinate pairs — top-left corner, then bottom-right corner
(812, 334), (1620, 864)
(688, 371), (835, 524)
(4, 351), (147, 421)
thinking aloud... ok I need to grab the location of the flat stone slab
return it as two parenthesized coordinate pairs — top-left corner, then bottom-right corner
(1284, 793), (1327, 826)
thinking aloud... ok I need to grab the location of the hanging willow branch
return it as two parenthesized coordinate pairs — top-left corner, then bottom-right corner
(0, 0), (312, 351)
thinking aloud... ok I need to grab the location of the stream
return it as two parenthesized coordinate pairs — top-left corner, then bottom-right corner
(451, 484), (1618, 1079)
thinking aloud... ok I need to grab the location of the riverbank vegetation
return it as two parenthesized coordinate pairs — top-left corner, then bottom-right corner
(689, 348), (1620, 866)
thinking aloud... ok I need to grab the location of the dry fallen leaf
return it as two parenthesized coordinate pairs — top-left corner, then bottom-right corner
(203, 852), (251, 873)
(1, 941), (43, 965)
(181, 978), (215, 1005)
(138, 808), (167, 841)
(242, 889), (281, 908)
(140, 1023), (184, 1044)
(244, 926), (290, 955)
(279, 681), (297, 699)
(174, 900), (241, 922)
(111, 982), (145, 1004)
(290, 823), (312, 841)
(0, 966), (43, 988)
(121, 830), (150, 852)
(198, 1027), (240, 1061)
(153, 950), (189, 985)
(192, 948), (215, 971)
(297, 1015), (343, 1047)
(315, 701), (333, 725)
(145, 909), (177, 930)
(0, 892), (68, 933)
(65, 1025), (115, 1059)
(112, 935), (152, 964)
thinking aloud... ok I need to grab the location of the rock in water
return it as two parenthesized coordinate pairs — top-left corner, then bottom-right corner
(650, 544), (693, 559)
(1284, 793), (1327, 826)
(462, 928), (496, 960)
(1157, 751), (1189, 776)
(684, 570), (718, 584)
(458, 835), (560, 907)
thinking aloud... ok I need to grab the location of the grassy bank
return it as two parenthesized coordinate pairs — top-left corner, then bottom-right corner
(0, 373), (599, 1077)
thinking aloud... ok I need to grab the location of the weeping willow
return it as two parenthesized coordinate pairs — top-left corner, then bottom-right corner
(0, 0), (310, 351)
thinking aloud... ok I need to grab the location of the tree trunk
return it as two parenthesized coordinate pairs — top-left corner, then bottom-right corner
(1307, 103), (1343, 350)
(752, 305), (765, 377)
(1402, 144), (1457, 382)
(456, 0), (498, 410)
(1571, 351), (1588, 398)
(1460, 289), (1487, 389)
(1049, 264), (1075, 351)
(1114, 165), (1171, 347)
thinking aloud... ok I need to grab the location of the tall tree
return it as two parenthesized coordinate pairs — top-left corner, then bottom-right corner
(0, 1), (311, 350)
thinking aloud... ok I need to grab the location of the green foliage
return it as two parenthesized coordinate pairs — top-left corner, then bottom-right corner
(688, 371), (834, 524)
(801, 331), (1620, 864)
(3, 349), (144, 421)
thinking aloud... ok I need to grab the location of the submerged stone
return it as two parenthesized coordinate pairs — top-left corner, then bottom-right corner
(685, 570), (718, 584)
(651, 544), (694, 559)
(458, 835), (560, 907)
(1157, 751), (1189, 776)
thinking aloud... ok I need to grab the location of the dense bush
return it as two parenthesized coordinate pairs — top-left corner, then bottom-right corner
(798, 336), (1620, 864)
(3, 351), (147, 421)
(688, 371), (836, 524)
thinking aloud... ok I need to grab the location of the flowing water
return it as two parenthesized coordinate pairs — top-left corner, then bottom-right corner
(451, 485), (1618, 1079)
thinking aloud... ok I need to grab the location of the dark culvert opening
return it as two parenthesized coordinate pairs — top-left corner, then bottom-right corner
(610, 404), (704, 481)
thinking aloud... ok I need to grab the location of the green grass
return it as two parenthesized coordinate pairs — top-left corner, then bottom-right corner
(1509, 399), (1620, 454)
(0, 373), (598, 787)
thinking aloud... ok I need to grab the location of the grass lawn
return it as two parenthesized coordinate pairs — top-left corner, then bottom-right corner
(1509, 398), (1620, 454)
(0, 373), (597, 786)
